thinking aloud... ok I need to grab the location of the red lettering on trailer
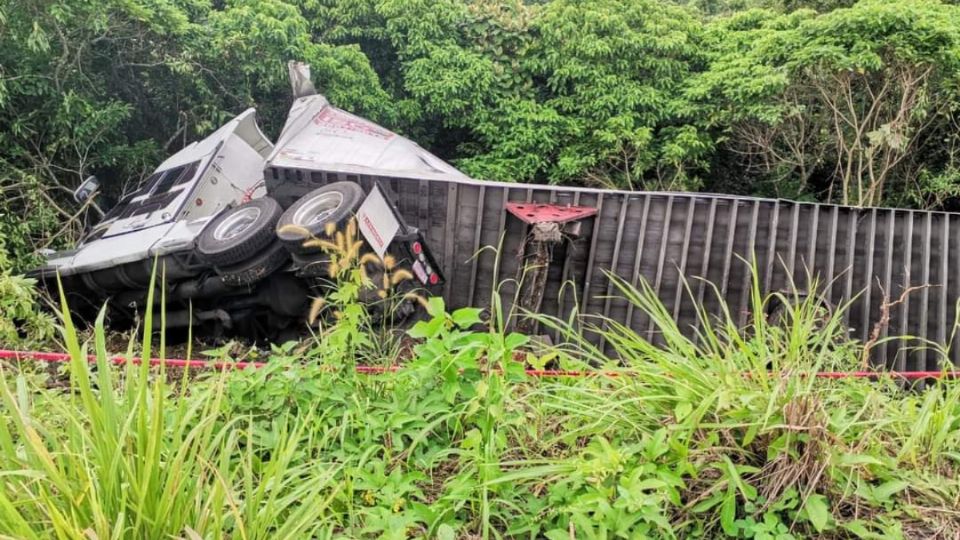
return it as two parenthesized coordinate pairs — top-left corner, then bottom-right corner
(362, 214), (385, 248)
(313, 108), (394, 140)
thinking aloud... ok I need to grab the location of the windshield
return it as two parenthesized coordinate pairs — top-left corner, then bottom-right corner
(99, 160), (201, 224)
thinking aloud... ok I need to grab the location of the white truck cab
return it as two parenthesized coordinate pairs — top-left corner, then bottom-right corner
(33, 65), (458, 339)
(42, 109), (273, 277)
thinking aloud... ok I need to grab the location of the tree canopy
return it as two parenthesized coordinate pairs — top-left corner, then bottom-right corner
(4, 0), (960, 266)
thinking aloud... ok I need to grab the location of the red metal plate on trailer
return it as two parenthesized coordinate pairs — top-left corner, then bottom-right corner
(506, 203), (598, 225)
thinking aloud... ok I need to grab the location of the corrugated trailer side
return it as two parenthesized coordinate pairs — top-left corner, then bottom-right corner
(267, 166), (960, 369)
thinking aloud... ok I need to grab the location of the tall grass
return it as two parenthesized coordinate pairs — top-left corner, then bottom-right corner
(515, 270), (960, 538)
(0, 264), (959, 538)
(0, 271), (339, 539)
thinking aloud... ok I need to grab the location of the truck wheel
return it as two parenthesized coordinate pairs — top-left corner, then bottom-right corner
(292, 252), (332, 278)
(197, 197), (282, 266)
(276, 182), (365, 255)
(219, 242), (290, 287)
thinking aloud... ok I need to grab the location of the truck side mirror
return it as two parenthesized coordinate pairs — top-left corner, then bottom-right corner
(73, 175), (100, 204)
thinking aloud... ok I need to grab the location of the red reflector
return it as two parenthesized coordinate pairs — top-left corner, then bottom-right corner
(195, 198), (203, 206)
(429, 273), (439, 285)
(412, 242), (422, 254)
(505, 203), (597, 225)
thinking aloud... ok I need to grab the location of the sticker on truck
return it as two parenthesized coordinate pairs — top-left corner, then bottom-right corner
(357, 184), (400, 260)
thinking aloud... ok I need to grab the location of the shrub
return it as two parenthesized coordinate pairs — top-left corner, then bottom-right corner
(0, 228), (55, 347)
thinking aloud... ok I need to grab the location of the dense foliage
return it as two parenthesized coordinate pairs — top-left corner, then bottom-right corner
(0, 229), (55, 346)
(5, 0), (960, 265)
(2, 269), (959, 538)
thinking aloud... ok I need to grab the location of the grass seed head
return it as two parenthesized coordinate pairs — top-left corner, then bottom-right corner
(346, 239), (363, 263)
(304, 238), (337, 251)
(308, 297), (325, 325)
(278, 224), (312, 239)
(390, 269), (413, 285)
(359, 253), (382, 267)
(346, 218), (357, 242)
(403, 292), (430, 310)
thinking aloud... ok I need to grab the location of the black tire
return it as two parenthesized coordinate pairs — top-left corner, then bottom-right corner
(219, 242), (291, 287)
(197, 198), (283, 266)
(292, 252), (332, 278)
(276, 182), (365, 255)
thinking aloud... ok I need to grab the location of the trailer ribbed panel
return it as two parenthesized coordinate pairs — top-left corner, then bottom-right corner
(265, 166), (960, 367)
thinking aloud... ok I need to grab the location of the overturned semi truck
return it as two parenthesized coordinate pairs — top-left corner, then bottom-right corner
(32, 64), (960, 371)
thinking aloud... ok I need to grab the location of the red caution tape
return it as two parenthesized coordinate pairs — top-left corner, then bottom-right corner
(0, 350), (957, 380)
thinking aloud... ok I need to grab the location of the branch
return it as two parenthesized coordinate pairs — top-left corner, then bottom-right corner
(861, 281), (931, 369)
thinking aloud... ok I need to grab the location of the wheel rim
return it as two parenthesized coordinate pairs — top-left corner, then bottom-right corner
(213, 207), (261, 241)
(293, 192), (344, 227)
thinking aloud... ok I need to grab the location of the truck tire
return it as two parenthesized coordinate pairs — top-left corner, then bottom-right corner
(276, 182), (365, 255)
(219, 242), (291, 287)
(292, 252), (332, 278)
(197, 197), (282, 266)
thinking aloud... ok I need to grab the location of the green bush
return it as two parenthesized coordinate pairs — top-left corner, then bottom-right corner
(0, 228), (55, 347)
(1, 268), (958, 538)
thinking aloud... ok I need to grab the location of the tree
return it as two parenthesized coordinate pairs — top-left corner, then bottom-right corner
(0, 0), (393, 266)
(694, 0), (960, 206)
(378, 0), (712, 188)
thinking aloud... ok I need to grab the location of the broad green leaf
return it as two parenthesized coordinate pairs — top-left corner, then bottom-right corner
(803, 493), (831, 532)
